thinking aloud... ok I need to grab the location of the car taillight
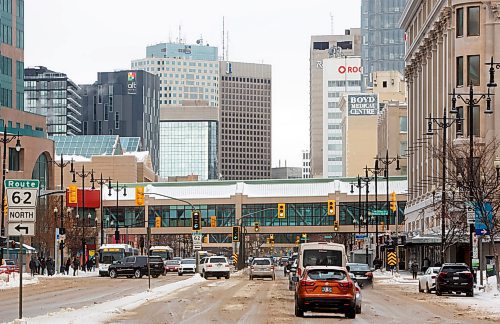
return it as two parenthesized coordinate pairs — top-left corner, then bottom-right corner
(464, 272), (473, 279)
(355, 286), (360, 292)
(438, 272), (447, 279)
(300, 280), (315, 287)
(431, 275), (436, 279)
(365, 272), (373, 278)
(339, 281), (353, 289)
(207, 264), (212, 268)
(297, 268), (302, 276)
(251, 266), (254, 270)
(271, 266), (274, 270)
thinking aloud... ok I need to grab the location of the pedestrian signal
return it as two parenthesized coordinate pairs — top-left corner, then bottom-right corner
(232, 226), (240, 242)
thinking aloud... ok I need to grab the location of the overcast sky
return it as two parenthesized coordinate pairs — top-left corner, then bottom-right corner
(25, 0), (361, 167)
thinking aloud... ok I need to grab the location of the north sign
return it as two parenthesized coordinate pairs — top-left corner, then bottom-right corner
(8, 208), (36, 222)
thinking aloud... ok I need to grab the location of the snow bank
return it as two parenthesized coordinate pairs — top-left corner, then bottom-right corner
(21, 274), (205, 323)
(0, 273), (39, 290)
(38, 269), (99, 279)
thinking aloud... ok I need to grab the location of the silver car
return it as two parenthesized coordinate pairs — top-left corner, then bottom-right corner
(249, 258), (275, 280)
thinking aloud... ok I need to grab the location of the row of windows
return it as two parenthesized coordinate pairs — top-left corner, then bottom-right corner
(327, 80), (361, 87)
(0, 55), (11, 76)
(456, 6), (480, 38)
(221, 76), (271, 84)
(1, 23), (12, 45)
(0, 0), (11, 13)
(134, 60), (217, 68)
(456, 55), (480, 87)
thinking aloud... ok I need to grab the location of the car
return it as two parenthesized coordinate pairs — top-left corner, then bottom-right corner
(108, 256), (165, 279)
(279, 257), (289, 267)
(0, 259), (19, 275)
(201, 256), (231, 279)
(288, 259), (298, 290)
(285, 253), (298, 275)
(435, 263), (474, 297)
(418, 266), (441, 293)
(164, 259), (181, 273)
(349, 273), (362, 314)
(178, 258), (196, 276)
(346, 263), (373, 287)
(249, 258), (275, 280)
(293, 266), (357, 319)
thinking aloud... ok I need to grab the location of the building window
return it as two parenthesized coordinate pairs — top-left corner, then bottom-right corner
(472, 105), (480, 136)
(399, 116), (407, 132)
(383, 81), (387, 88)
(9, 147), (21, 171)
(399, 141), (407, 156)
(456, 56), (464, 86)
(467, 55), (480, 86)
(456, 7), (464, 37)
(467, 6), (480, 36)
(115, 111), (120, 129)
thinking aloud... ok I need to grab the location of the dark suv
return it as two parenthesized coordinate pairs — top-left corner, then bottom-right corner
(108, 256), (165, 279)
(436, 263), (474, 297)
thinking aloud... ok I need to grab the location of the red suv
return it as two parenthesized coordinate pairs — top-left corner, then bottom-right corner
(293, 266), (356, 318)
(436, 263), (474, 297)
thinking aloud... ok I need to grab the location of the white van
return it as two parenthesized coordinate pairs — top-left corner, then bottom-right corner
(297, 242), (347, 277)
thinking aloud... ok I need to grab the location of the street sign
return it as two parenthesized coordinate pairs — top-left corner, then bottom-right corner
(8, 222), (35, 236)
(6, 188), (38, 208)
(8, 208), (36, 222)
(371, 210), (388, 216)
(192, 232), (202, 250)
(387, 251), (397, 266)
(324, 235), (332, 239)
(4, 179), (39, 189)
(355, 234), (367, 240)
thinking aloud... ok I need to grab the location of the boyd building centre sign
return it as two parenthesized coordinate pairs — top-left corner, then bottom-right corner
(347, 94), (379, 116)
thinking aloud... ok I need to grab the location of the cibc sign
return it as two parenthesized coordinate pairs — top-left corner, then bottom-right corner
(347, 94), (379, 116)
(338, 65), (363, 74)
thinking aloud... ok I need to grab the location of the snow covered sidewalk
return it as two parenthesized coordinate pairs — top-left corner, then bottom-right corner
(0, 273), (39, 290)
(15, 274), (205, 324)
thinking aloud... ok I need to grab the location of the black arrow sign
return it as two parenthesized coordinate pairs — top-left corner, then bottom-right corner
(15, 224), (29, 234)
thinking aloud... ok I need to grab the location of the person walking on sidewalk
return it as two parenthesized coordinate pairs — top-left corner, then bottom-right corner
(72, 257), (80, 276)
(65, 258), (71, 275)
(29, 257), (36, 277)
(411, 260), (419, 279)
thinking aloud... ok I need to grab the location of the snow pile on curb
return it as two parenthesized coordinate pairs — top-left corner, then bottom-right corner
(39, 270), (99, 279)
(19, 274), (205, 323)
(0, 273), (38, 290)
(376, 271), (418, 286)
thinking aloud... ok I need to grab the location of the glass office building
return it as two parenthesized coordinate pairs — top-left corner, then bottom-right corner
(361, 0), (407, 90)
(159, 120), (218, 180)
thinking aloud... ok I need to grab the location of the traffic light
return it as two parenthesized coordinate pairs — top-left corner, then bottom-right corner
(135, 186), (145, 206)
(328, 199), (336, 216)
(390, 191), (397, 212)
(114, 230), (120, 242)
(269, 234), (275, 244)
(301, 233), (308, 243)
(203, 234), (209, 244)
(69, 184), (78, 204)
(295, 235), (300, 245)
(277, 203), (286, 219)
(210, 216), (217, 227)
(155, 216), (161, 228)
(192, 210), (201, 231)
(59, 241), (65, 250)
(266, 238), (270, 244)
(232, 226), (240, 242)
(254, 222), (260, 232)
(334, 220), (339, 231)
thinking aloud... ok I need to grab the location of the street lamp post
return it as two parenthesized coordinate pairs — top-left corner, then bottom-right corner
(449, 82), (494, 270)
(366, 160), (385, 260)
(70, 163), (95, 268)
(94, 174), (111, 246)
(0, 123), (21, 264)
(426, 108), (461, 264)
(47, 154), (72, 273)
(360, 167), (373, 265)
(376, 151), (400, 229)
(350, 176), (367, 235)
(108, 180), (127, 243)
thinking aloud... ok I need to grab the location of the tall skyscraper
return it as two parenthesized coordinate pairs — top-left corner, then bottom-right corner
(131, 42), (219, 107)
(24, 66), (82, 136)
(219, 61), (272, 180)
(361, 0), (407, 90)
(79, 70), (160, 172)
(309, 29), (361, 178)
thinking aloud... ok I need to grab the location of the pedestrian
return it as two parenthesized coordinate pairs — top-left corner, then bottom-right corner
(65, 258), (71, 275)
(35, 257), (41, 274)
(29, 257), (36, 277)
(72, 257), (80, 276)
(40, 257), (46, 275)
(411, 260), (419, 279)
(47, 257), (55, 276)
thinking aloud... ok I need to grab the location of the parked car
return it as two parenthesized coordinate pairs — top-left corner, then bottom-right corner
(285, 253), (298, 275)
(349, 273), (362, 314)
(293, 266), (356, 318)
(200, 256), (230, 279)
(346, 263), (373, 287)
(178, 258), (196, 276)
(108, 256), (164, 279)
(288, 259), (298, 290)
(0, 259), (19, 275)
(435, 263), (474, 297)
(249, 258), (275, 280)
(418, 266), (441, 293)
(164, 259), (181, 273)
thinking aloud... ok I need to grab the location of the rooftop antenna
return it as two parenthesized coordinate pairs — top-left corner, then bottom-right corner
(226, 30), (229, 60)
(330, 12), (334, 34)
(222, 16), (225, 61)
(178, 24), (182, 44)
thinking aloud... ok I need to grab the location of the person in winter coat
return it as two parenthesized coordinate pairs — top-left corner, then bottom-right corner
(40, 258), (46, 275)
(46, 257), (54, 276)
(411, 260), (419, 279)
(35, 257), (41, 274)
(29, 257), (36, 276)
(65, 258), (71, 275)
(72, 257), (80, 276)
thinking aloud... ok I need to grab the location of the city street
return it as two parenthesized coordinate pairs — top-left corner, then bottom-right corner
(109, 271), (498, 323)
(0, 273), (184, 323)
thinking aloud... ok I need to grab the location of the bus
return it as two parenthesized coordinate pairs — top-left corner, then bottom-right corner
(149, 246), (174, 263)
(98, 244), (139, 276)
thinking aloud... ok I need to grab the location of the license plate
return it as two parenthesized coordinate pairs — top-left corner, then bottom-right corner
(453, 276), (459, 280)
(322, 287), (332, 293)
